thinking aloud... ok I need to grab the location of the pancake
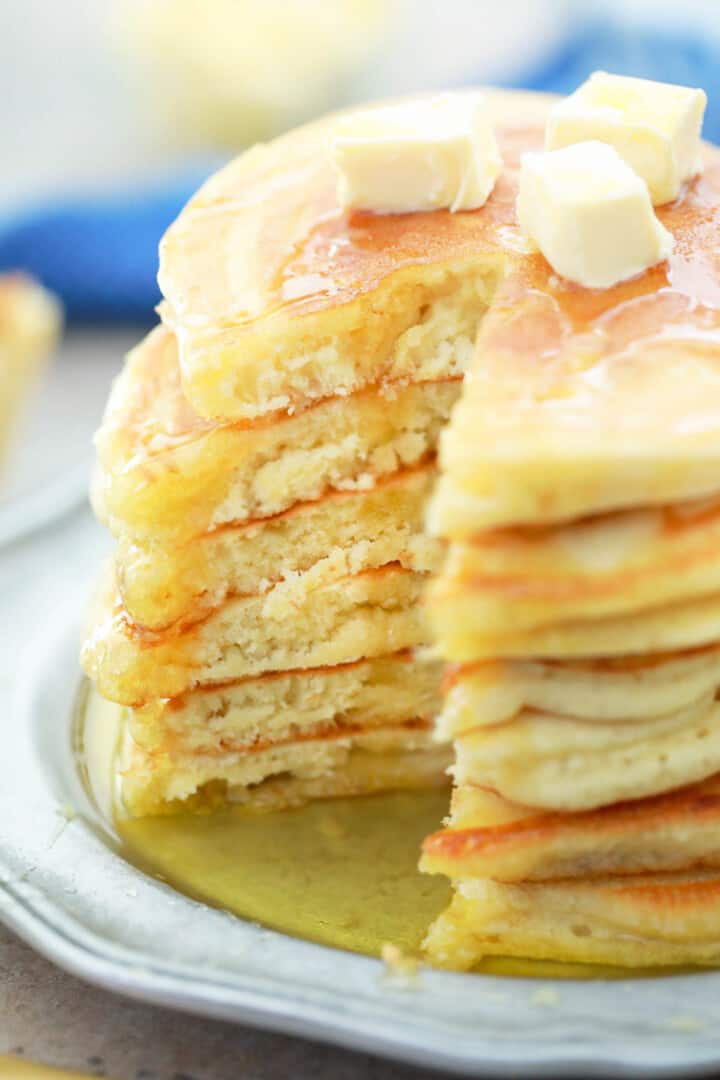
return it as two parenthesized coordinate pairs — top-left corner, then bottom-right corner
(424, 873), (720, 971)
(158, 91), (556, 421)
(117, 461), (440, 630)
(93, 325), (460, 544)
(422, 776), (720, 882)
(130, 652), (443, 753)
(453, 696), (720, 812)
(0, 274), (60, 464)
(430, 172), (720, 541)
(430, 585), (720, 661)
(431, 495), (720, 641)
(82, 562), (430, 705)
(454, 495), (720, 583)
(439, 647), (720, 737)
(118, 713), (450, 816)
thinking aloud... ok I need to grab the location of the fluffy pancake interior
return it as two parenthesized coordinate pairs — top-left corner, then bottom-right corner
(117, 462), (440, 631)
(130, 652), (443, 753)
(93, 325), (461, 544)
(117, 713), (450, 816)
(159, 99), (520, 420)
(82, 562), (430, 705)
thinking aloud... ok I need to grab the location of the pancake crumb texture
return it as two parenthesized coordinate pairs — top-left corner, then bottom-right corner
(92, 327), (461, 545)
(116, 462), (440, 630)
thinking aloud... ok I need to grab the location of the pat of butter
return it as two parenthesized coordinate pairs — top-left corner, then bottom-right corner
(517, 141), (674, 289)
(330, 95), (502, 213)
(546, 71), (706, 205)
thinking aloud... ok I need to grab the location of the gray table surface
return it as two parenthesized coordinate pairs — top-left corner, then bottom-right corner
(0, 925), (447, 1080)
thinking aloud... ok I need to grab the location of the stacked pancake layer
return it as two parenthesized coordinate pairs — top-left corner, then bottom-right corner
(422, 129), (720, 969)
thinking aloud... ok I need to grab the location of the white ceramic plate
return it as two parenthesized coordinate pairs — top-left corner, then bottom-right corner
(0, 329), (132, 548)
(5, 509), (720, 1078)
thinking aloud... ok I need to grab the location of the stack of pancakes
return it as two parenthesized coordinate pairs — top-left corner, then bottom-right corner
(422, 128), (720, 969)
(82, 84), (720, 971)
(81, 93), (557, 815)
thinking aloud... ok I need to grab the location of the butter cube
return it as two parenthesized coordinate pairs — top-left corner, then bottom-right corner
(517, 141), (674, 289)
(546, 71), (706, 204)
(330, 94), (502, 213)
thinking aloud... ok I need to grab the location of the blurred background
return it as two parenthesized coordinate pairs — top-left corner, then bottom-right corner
(1, 0), (720, 536)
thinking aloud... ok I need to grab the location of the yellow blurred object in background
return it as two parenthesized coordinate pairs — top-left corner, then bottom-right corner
(0, 1057), (104, 1079)
(118, 0), (394, 148)
(0, 275), (61, 471)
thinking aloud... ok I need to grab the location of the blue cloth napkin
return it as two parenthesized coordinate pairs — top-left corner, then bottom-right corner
(512, 19), (720, 137)
(1, 18), (718, 325)
(0, 172), (214, 324)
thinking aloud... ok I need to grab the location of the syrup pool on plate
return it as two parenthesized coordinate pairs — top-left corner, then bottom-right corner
(77, 684), (695, 978)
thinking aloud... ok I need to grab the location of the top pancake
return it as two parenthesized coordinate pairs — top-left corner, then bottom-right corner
(159, 89), (553, 420)
(162, 87), (720, 544)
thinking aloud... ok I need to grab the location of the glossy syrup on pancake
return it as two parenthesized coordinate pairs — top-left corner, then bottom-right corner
(268, 136), (720, 331)
(76, 685), (694, 977)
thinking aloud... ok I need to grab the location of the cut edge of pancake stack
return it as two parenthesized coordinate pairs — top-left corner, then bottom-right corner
(422, 75), (720, 970)
(82, 332), (459, 813)
(80, 92), (534, 815)
(82, 298), (473, 810)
